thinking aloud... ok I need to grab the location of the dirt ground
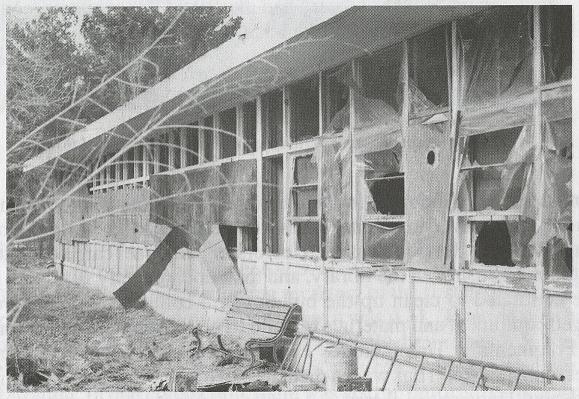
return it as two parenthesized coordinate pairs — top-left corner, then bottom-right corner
(6, 246), (242, 392)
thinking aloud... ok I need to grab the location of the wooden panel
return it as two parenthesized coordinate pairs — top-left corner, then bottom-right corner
(465, 286), (541, 369)
(405, 120), (453, 269)
(234, 298), (289, 313)
(327, 270), (357, 335)
(414, 280), (455, 355)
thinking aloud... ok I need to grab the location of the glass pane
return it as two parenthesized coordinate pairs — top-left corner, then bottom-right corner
(358, 44), (403, 112)
(242, 100), (257, 153)
(296, 222), (319, 252)
(409, 25), (449, 114)
(473, 219), (534, 267)
(262, 89), (283, 149)
(363, 222), (404, 263)
(467, 127), (522, 166)
(541, 5), (572, 83)
(186, 125), (199, 166)
(172, 133), (180, 168)
(294, 154), (318, 185)
(263, 156), (283, 254)
(363, 146), (404, 215)
(219, 108), (237, 159)
(292, 186), (318, 217)
(289, 75), (319, 142)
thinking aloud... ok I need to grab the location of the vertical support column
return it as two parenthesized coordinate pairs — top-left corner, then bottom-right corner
(153, 142), (160, 174)
(401, 40), (416, 349)
(133, 145), (140, 182)
(532, 5), (548, 378)
(167, 133), (175, 170)
(282, 86), (289, 256)
(198, 120), (205, 164)
(180, 128), (187, 168)
(213, 113), (220, 161)
(256, 96), (266, 296)
(317, 71), (323, 255)
(349, 60), (360, 262)
(115, 155), (122, 187)
(122, 152), (129, 188)
(450, 20), (467, 358)
(236, 106), (244, 252)
(142, 143), (149, 181)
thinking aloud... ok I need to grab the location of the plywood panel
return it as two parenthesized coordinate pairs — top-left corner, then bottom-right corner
(405, 120), (453, 268)
(360, 274), (410, 347)
(414, 280), (455, 355)
(465, 286), (541, 369)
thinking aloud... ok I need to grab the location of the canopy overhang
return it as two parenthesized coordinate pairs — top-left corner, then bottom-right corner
(23, 5), (486, 172)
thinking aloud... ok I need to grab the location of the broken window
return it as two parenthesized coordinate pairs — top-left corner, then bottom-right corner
(242, 100), (257, 153)
(219, 225), (237, 252)
(453, 125), (535, 268)
(127, 147), (135, 178)
(460, 6), (533, 108)
(172, 132), (180, 169)
(541, 5), (572, 83)
(219, 107), (237, 159)
(364, 145), (404, 215)
(203, 116), (214, 162)
(288, 75), (319, 142)
(322, 65), (349, 134)
(408, 24), (449, 115)
(159, 134), (169, 172)
(241, 227), (257, 252)
(262, 89), (283, 149)
(186, 124), (199, 166)
(355, 44), (405, 264)
(291, 153), (319, 253)
(263, 156), (283, 254)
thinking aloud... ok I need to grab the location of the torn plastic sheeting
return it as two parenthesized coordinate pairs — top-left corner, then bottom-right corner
(363, 222), (405, 263)
(460, 6), (533, 109)
(198, 226), (245, 303)
(451, 125), (535, 217)
(540, 120), (572, 249)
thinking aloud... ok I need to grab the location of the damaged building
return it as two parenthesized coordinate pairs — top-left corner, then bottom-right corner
(23, 5), (572, 390)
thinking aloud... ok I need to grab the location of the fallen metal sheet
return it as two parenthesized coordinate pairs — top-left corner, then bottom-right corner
(113, 226), (189, 308)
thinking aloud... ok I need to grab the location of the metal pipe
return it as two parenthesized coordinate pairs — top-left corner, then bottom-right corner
(314, 330), (564, 382)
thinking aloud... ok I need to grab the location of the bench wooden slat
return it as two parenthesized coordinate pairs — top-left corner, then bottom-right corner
(223, 325), (277, 343)
(228, 312), (286, 328)
(230, 304), (289, 320)
(223, 317), (282, 335)
(233, 298), (291, 313)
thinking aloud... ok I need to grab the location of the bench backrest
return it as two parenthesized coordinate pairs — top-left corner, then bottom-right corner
(222, 297), (302, 343)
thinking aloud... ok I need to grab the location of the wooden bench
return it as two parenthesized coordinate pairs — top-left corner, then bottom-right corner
(194, 297), (302, 373)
